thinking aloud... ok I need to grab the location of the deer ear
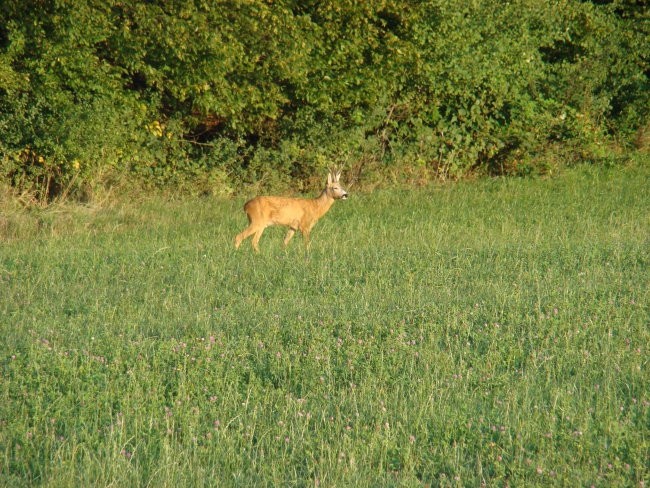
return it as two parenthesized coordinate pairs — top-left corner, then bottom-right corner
(327, 171), (333, 185)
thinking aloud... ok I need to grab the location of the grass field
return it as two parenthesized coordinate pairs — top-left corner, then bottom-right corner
(1, 162), (648, 486)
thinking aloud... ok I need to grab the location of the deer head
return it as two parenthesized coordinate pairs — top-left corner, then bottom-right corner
(327, 168), (348, 200)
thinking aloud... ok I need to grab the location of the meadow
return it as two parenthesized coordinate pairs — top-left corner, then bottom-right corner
(1, 162), (648, 486)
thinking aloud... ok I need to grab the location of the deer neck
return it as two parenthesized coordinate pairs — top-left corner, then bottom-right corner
(311, 189), (335, 218)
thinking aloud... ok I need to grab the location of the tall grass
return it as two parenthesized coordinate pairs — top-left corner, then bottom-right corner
(1, 163), (648, 486)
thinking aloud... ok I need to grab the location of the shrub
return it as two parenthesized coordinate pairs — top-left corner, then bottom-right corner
(1, 0), (647, 201)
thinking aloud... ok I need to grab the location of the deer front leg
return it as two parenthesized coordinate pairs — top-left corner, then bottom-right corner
(283, 228), (296, 247)
(301, 226), (312, 249)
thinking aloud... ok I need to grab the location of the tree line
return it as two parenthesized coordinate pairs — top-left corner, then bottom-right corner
(1, 0), (648, 201)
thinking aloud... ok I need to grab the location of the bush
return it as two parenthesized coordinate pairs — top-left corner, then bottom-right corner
(1, 0), (647, 201)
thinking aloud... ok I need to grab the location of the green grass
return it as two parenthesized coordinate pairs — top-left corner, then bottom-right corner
(1, 163), (648, 486)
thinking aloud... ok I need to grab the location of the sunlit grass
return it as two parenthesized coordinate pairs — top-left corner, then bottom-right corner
(1, 163), (648, 486)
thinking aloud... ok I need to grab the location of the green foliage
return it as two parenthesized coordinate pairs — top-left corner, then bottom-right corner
(0, 0), (648, 200)
(1, 165), (649, 484)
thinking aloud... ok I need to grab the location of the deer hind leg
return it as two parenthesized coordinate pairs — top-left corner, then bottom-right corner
(251, 228), (266, 252)
(235, 215), (266, 249)
(234, 225), (255, 249)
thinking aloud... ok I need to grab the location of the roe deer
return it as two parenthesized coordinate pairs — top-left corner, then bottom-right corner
(234, 169), (348, 252)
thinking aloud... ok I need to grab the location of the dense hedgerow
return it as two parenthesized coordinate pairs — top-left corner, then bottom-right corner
(0, 0), (648, 201)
